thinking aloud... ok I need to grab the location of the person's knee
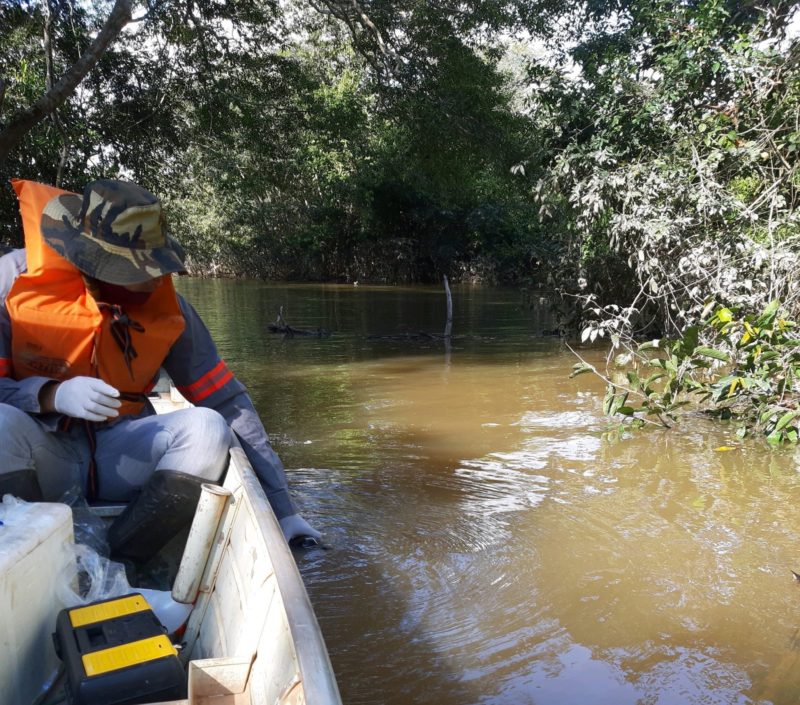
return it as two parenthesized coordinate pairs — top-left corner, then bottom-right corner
(167, 407), (230, 481)
(0, 402), (35, 436)
(0, 403), (41, 460)
(191, 406), (231, 450)
(0, 404), (43, 500)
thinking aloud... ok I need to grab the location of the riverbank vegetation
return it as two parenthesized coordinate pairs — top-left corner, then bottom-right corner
(1, 1), (798, 321)
(573, 300), (800, 443)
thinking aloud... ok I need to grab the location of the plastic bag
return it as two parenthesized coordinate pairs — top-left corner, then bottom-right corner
(57, 486), (110, 556)
(0, 492), (37, 524)
(56, 542), (132, 608)
(55, 541), (193, 632)
(2, 492), (193, 633)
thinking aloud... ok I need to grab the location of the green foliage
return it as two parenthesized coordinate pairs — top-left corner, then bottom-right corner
(597, 301), (800, 444)
(0, 0), (542, 283)
(2, 0), (797, 291)
(531, 0), (800, 332)
(163, 15), (539, 282)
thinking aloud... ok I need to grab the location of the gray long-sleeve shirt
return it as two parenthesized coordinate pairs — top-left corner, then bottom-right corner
(0, 249), (295, 519)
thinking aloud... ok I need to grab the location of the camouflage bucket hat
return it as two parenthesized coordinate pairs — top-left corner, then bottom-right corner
(40, 179), (187, 285)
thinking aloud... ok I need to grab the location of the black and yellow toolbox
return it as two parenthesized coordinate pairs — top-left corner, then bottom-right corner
(53, 593), (187, 705)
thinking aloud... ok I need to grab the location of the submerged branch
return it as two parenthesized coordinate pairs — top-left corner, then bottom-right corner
(443, 275), (453, 339)
(268, 306), (330, 338)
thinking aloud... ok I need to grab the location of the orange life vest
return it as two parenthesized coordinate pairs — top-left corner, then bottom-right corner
(6, 179), (186, 417)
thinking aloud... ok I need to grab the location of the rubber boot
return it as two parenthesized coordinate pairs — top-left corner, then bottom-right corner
(108, 470), (207, 564)
(0, 469), (43, 502)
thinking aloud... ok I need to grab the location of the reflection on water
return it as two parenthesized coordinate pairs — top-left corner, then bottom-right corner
(180, 279), (800, 705)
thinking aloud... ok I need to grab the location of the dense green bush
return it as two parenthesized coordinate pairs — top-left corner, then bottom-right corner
(574, 300), (800, 443)
(531, 1), (800, 332)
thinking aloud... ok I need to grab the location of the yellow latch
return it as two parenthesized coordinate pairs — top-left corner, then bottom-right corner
(69, 594), (151, 628)
(82, 635), (178, 677)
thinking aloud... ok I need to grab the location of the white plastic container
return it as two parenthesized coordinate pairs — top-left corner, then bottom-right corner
(0, 499), (75, 705)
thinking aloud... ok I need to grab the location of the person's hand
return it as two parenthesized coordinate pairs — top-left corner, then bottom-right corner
(279, 513), (322, 544)
(53, 377), (121, 422)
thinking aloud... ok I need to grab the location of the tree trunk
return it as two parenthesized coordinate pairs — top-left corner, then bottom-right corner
(0, 0), (133, 164)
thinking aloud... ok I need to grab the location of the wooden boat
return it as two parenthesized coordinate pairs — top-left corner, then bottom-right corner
(10, 385), (342, 705)
(144, 388), (343, 705)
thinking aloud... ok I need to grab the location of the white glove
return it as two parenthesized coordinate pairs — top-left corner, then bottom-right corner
(279, 513), (322, 544)
(53, 376), (122, 422)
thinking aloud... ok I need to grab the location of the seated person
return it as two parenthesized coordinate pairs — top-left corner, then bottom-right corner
(0, 178), (320, 561)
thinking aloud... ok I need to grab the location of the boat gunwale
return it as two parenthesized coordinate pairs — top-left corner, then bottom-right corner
(118, 389), (342, 704)
(227, 443), (342, 705)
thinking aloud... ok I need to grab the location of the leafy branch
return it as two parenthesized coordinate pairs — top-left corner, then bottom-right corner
(575, 300), (800, 444)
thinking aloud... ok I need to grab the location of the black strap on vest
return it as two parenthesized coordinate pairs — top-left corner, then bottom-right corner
(98, 303), (145, 379)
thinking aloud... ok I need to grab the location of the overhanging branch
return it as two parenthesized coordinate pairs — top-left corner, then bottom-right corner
(0, 0), (133, 163)
(309, 0), (400, 77)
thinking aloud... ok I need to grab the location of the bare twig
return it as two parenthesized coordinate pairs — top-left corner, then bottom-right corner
(443, 275), (453, 339)
(43, 0), (71, 185)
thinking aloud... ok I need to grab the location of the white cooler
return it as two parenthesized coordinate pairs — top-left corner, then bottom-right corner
(0, 499), (74, 705)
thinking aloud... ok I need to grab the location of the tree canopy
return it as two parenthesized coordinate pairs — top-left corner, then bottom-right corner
(1, 0), (798, 304)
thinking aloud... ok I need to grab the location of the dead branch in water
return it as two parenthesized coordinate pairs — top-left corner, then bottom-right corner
(268, 306), (330, 338)
(443, 275), (453, 339)
(367, 330), (446, 341)
(269, 278), (455, 343)
(369, 276), (458, 342)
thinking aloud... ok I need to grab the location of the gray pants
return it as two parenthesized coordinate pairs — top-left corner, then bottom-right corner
(0, 403), (230, 502)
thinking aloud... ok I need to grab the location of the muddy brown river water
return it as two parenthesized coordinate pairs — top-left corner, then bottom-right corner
(180, 279), (800, 705)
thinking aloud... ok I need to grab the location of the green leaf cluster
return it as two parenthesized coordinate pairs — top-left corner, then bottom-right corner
(2, 0), (798, 293)
(601, 300), (800, 444)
